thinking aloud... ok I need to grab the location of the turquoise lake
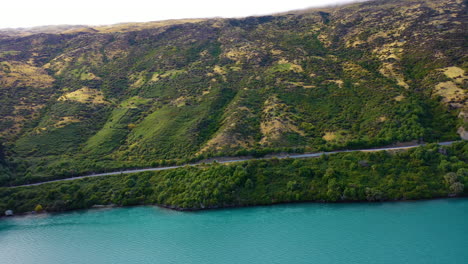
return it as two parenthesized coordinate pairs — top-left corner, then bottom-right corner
(1, 199), (467, 264)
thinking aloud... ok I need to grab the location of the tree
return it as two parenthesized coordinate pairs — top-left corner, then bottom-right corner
(299, 167), (313, 178)
(244, 179), (254, 189)
(457, 168), (468, 177)
(35, 204), (43, 212)
(286, 180), (299, 191)
(449, 182), (464, 195)
(444, 172), (464, 195)
(323, 168), (337, 181)
(444, 172), (459, 185)
(365, 187), (382, 201)
(327, 178), (341, 201)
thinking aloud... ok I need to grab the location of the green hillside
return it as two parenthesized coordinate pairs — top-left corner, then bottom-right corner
(0, 0), (466, 185)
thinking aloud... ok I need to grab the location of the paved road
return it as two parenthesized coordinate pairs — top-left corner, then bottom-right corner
(11, 141), (456, 188)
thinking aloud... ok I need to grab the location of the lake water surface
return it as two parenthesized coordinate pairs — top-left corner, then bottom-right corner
(1, 199), (467, 264)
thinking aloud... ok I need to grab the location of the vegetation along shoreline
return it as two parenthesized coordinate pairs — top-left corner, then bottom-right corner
(1, 142), (466, 217)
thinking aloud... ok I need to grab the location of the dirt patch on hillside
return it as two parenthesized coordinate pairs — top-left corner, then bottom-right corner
(434, 81), (466, 107)
(323, 132), (337, 141)
(260, 96), (305, 145)
(58, 87), (107, 104)
(379, 63), (409, 88)
(54, 116), (81, 128)
(441, 66), (466, 84)
(0, 61), (54, 88)
(394, 95), (406, 101)
(198, 106), (254, 154)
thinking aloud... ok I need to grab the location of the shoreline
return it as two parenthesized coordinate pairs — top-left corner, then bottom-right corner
(2, 141), (466, 220)
(2, 195), (467, 220)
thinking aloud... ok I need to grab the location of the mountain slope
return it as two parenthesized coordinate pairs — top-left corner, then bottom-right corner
(0, 0), (466, 185)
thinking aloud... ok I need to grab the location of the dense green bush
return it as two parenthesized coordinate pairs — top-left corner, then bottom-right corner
(1, 142), (466, 213)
